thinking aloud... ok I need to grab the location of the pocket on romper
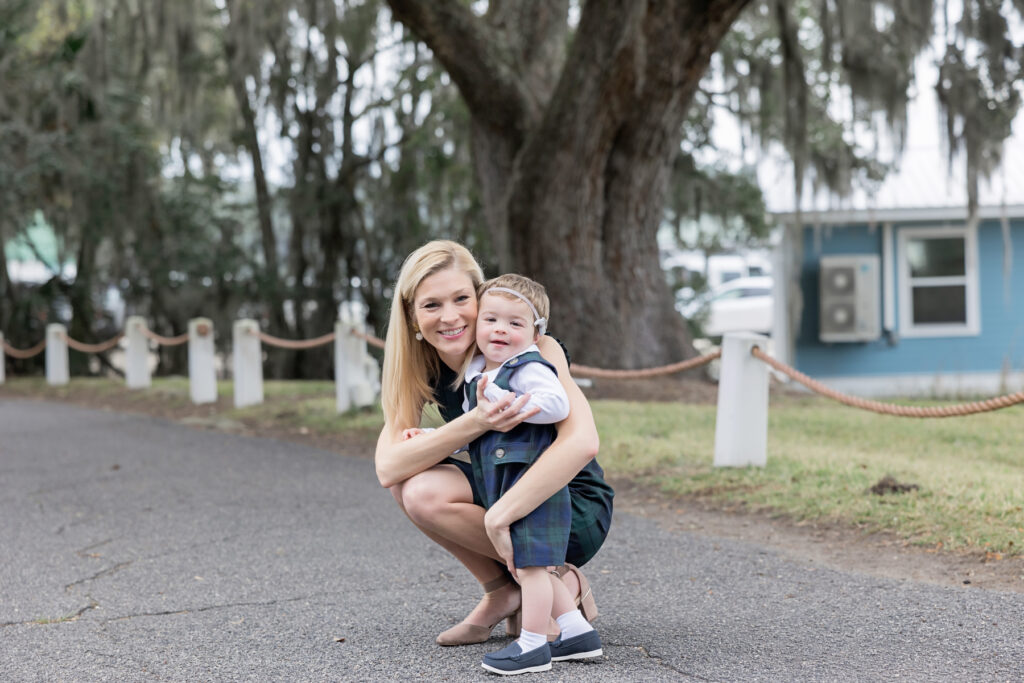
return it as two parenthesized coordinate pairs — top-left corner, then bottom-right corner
(484, 442), (536, 502)
(487, 442), (536, 466)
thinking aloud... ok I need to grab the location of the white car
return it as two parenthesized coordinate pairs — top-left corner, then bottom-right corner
(680, 276), (774, 338)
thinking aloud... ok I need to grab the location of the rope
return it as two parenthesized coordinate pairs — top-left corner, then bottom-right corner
(750, 346), (1024, 417)
(63, 333), (124, 354)
(2, 339), (47, 359)
(350, 328), (386, 350)
(256, 330), (336, 350)
(138, 327), (190, 346)
(345, 328), (716, 373)
(570, 350), (722, 379)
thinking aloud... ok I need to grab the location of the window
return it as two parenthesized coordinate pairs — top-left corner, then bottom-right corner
(896, 226), (979, 337)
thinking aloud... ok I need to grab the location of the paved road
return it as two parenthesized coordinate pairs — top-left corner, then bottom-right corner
(1, 399), (1022, 682)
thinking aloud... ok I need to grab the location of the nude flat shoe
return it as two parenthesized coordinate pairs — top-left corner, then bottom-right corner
(436, 576), (520, 646)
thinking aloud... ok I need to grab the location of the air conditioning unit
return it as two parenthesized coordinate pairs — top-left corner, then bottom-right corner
(819, 255), (881, 342)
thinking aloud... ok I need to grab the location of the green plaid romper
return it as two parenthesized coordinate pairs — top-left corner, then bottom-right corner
(433, 346), (614, 568)
(465, 352), (570, 568)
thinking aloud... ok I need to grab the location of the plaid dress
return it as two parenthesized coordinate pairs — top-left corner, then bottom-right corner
(465, 352), (571, 568)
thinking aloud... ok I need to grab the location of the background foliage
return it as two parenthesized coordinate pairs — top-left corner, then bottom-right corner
(2, 0), (1021, 376)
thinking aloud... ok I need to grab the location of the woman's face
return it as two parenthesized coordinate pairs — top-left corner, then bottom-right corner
(412, 267), (479, 367)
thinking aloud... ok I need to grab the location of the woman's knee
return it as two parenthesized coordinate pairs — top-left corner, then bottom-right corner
(400, 470), (464, 526)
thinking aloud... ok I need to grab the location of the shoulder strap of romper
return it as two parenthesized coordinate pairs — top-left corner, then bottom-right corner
(492, 351), (557, 392)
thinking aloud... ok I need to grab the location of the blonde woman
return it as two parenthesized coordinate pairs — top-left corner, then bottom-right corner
(375, 240), (613, 649)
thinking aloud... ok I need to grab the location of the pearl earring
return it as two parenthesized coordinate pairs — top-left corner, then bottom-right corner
(415, 331), (423, 341)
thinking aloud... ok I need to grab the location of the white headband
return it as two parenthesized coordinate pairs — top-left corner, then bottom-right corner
(483, 287), (548, 336)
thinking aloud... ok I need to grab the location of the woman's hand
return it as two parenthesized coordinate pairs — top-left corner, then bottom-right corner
(472, 375), (540, 432)
(484, 508), (518, 582)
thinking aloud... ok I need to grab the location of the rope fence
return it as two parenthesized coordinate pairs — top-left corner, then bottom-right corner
(571, 350), (721, 379)
(63, 333), (124, 354)
(289, 328), (1024, 419)
(6, 316), (1022, 465)
(750, 346), (1024, 418)
(350, 328), (386, 350)
(347, 330), (722, 376)
(2, 339), (47, 359)
(139, 328), (190, 346)
(256, 330), (336, 350)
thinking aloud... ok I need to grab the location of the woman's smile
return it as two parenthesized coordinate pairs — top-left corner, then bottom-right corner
(439, 326), (468, 338)
(412, 268), (479, 367)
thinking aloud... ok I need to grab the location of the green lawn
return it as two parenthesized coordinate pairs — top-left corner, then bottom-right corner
(2, 377), (1021, 555)
(592, 396), (1024, 556)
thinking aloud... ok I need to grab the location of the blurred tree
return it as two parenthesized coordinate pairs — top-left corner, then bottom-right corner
(5, 0), (1022, 377)
(386, 0), (1024, 367)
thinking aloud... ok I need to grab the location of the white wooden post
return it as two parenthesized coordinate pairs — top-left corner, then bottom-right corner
(713, 332), (769, 468)
(335, 318), (352, 413)
(46, 323), (69, 386)
(125, 316), (151, 389)
(336, 302), (378, 412)
(188, 318), (217, 405)
(0, 332), (5, 385)
(363, 354), (381, 397)
(233, 319), (264, 408)
(349, 309), (376, 409)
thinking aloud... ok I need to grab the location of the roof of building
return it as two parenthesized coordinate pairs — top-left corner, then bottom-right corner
(763, 140), (1024, 224)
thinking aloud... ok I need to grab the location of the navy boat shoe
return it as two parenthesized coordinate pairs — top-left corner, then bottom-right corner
(548, 630), (603, 661)
(481, 641), (552, 675)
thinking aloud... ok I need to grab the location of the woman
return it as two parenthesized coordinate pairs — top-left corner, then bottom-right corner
(375, 240), (613, 646)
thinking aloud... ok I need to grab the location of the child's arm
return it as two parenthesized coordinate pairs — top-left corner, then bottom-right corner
(507, 363), (570, 424)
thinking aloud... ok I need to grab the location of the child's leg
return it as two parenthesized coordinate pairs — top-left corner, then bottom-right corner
(549, 567), (576, 618)
(549, 570), (595, 640)
(517, 566), (553, 638)
(481, 565), (554, 674)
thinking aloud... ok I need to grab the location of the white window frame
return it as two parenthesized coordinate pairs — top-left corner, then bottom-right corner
(896, 224), (980, 337)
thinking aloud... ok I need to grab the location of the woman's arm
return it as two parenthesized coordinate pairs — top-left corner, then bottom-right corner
(483, 336), (599, 530)
(374, 382), (541, 488)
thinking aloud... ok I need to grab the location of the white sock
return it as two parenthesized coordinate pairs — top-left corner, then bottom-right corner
(555, 610), (593, 640)
(516, 629), (547, 653)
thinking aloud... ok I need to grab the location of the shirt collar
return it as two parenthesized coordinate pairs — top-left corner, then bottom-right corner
(464, 344), (540, 382)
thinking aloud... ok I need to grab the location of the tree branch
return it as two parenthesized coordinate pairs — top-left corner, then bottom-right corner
(385, 0), (534, 137)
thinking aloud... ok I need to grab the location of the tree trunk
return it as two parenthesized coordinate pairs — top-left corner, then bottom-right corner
(223, 1), (291, 374)
(387, 0), (752, 367)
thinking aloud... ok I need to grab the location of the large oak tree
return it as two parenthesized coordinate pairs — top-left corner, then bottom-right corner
(387, 0), (1024, 368)
(387, 0), (754, 367)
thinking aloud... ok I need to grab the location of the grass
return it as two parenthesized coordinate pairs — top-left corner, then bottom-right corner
(2, 376), (1022, 556)
(592, 396), (1024, 556)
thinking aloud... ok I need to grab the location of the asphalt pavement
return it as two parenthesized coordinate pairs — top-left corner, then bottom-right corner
(1, 398), (1022, 681)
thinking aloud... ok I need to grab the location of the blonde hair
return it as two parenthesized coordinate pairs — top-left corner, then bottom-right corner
(478, 273), (550, 325)
(381, 240), (485, 427)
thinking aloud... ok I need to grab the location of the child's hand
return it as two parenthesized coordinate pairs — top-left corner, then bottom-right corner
(402, 428), (425, 441)
(473, 375), (539, 432)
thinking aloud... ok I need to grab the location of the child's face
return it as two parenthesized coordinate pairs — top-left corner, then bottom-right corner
(476, 292), (538, 367)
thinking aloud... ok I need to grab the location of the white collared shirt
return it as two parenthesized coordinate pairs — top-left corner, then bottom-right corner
(460, 345), (570, 424)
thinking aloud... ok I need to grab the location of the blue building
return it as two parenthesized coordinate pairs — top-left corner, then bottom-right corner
(769, 145), (1024, 398)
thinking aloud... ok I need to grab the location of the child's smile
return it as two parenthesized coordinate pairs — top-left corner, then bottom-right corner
(476, 293), (537, 370)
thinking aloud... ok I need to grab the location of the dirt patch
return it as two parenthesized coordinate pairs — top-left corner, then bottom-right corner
(4, 382), (1022, 593)
(868, 474), (921, 495)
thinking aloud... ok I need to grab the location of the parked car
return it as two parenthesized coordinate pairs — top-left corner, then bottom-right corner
(679, 276), (774, 338)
